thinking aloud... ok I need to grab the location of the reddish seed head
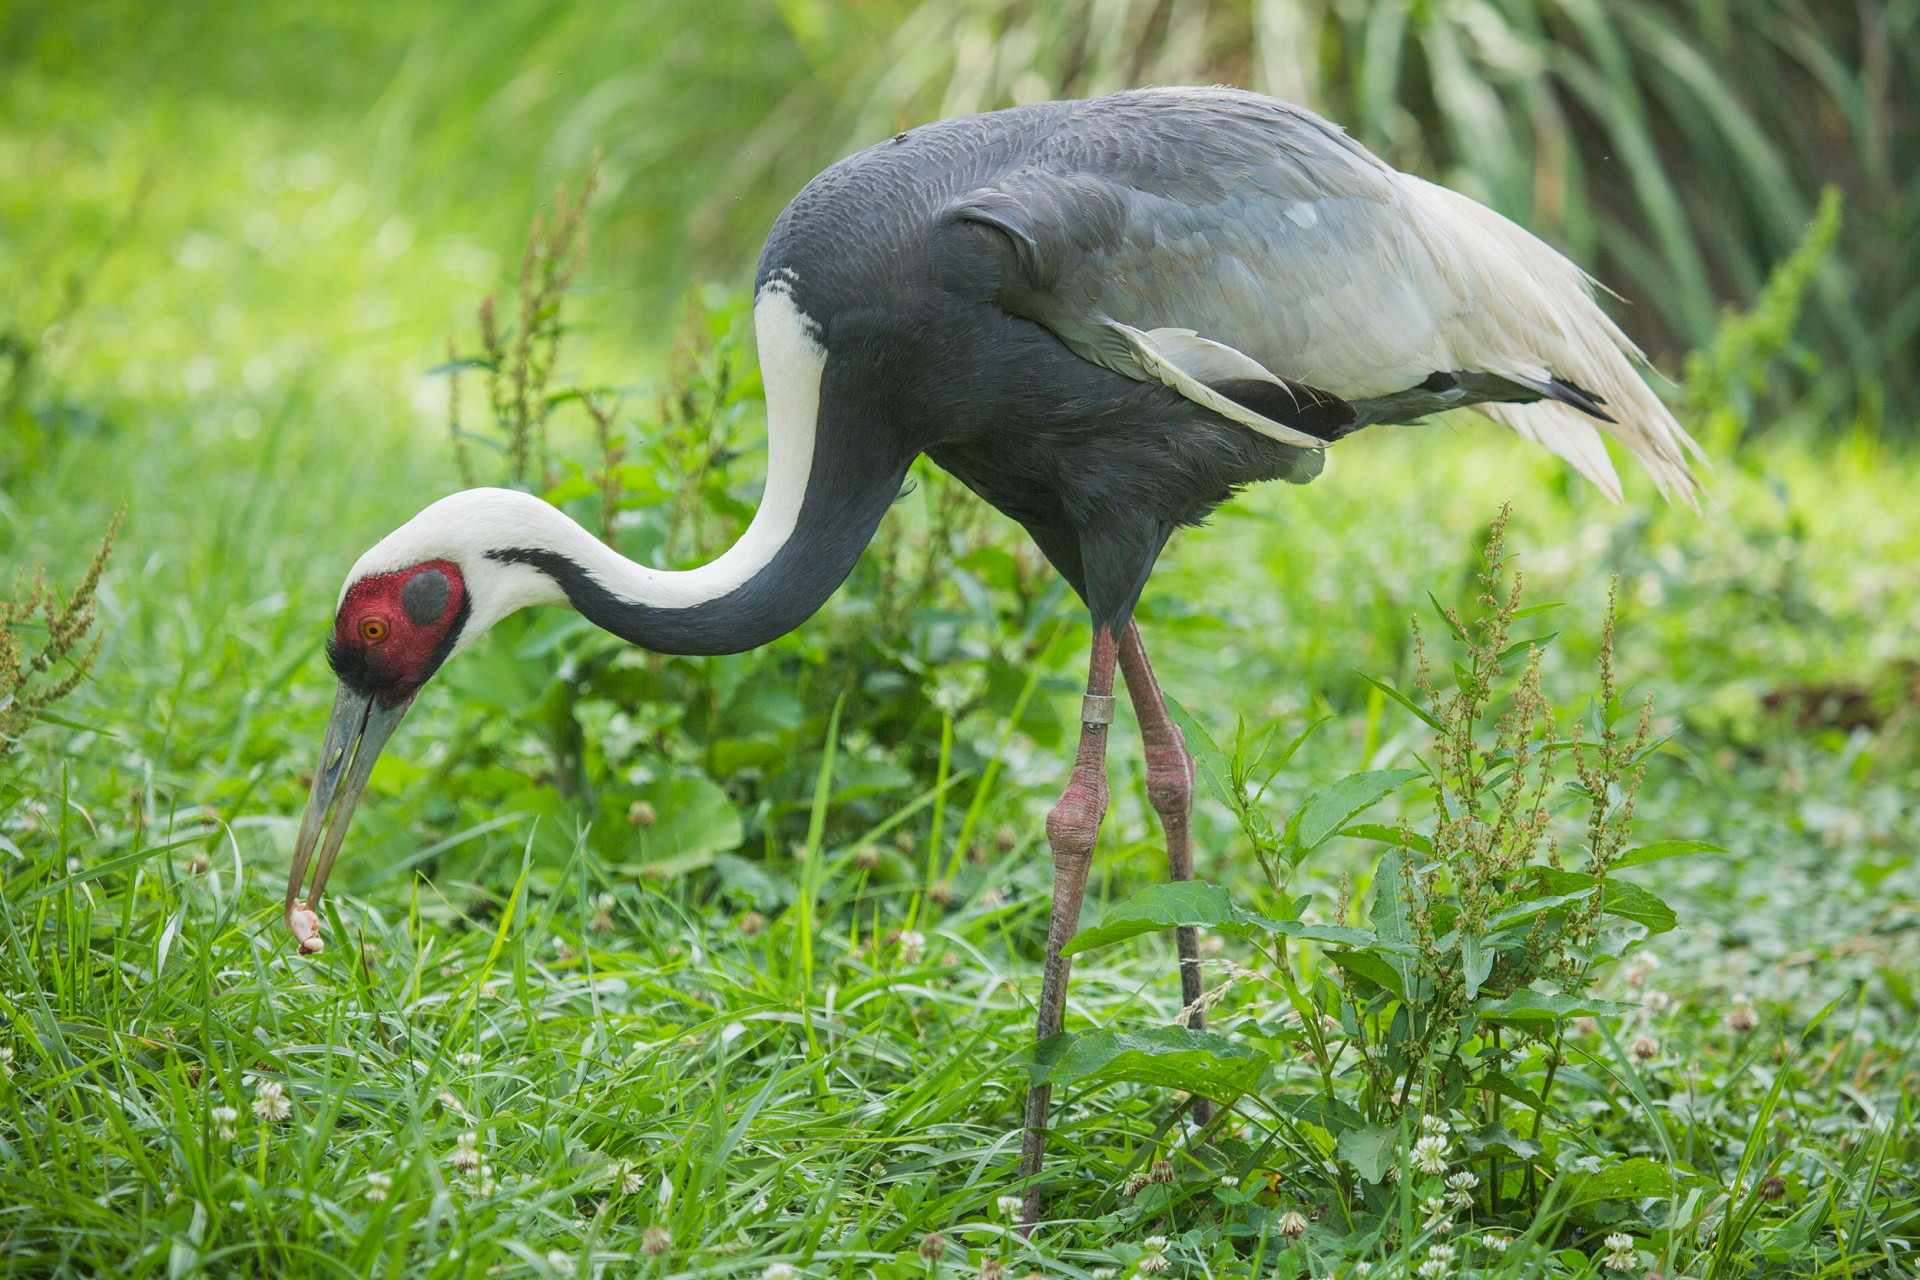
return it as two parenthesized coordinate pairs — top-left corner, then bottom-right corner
(329, 560), (467, 700)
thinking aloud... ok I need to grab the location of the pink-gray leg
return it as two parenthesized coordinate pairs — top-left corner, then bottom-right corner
(1119, 621), (1213, 1128)
(1020, 626), (1119, 1229)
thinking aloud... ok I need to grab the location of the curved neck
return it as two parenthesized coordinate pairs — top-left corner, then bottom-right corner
(478, 286), (909, 656)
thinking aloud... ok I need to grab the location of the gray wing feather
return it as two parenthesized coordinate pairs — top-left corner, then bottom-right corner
(948, 87), (1702, 503)
(948, 92), (1454, 417)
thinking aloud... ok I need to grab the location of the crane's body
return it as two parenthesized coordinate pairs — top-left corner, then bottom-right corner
(283, 87), (1703, 1225)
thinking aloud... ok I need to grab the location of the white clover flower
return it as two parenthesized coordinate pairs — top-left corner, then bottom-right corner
(1419, 1113), (1448, 1137)
(0, 1046), (13, 1076)
(449, 1131), (482, 1173)
(994, 1194), (1021, 1218)
(455, 1051), (481, 1067)
(763, 1266), (799, 1280)
(1601, 1232), (1636, 1271)
(1141, 1236), (1169, 1253)
(1355, 1265), (1372, 1277)
(1481, 1233), (1510, 1253)
(1420, 1195), (1452, 1230)
(641, 1226), (671, 1255)
(1219, 1174), (1239, 1187)
(211, 1105), (239, 1140)
(546, 1249), (576, 1275)
(1631, 1034), (1660, 1062)
(251, 1080), (291, 1122)
(1136, 1257), (1170, 1276)
(1090, 1270), (1117, 1280)
(1445, 1169), (1478, 1208)
(1727, 994), (1759, 1033)
(898, 931), (926, 964)
(619, 1162), (644, 1195)
(1276, 1209), (1307, 1238)
(1411, 1134), (1450, 1175)
(1415, 1261), (1448, 1279)
(365, 1171), (392, 1202)
(1426, 1245), (1455, 1264)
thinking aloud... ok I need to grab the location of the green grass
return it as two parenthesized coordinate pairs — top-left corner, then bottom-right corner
(4, 4), (1920, 1277)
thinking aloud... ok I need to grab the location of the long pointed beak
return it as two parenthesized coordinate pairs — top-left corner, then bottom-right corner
(284, 683), (413, 953)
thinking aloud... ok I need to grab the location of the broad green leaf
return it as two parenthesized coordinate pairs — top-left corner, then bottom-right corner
(610, 773), (744, 876)
(1369, 849), (1422, 996)
(1496, 631), (1560, 662)
(1461, 932), (1492, 1000)
(1026, 1028), (1269, 1102)
(1268, 918), (1397, 950)
(1534, 868), (1677, 934)
(1341, 823), (1433, 854)
(1460, 1123), (1543, 1161)
(542, 474), (598, 505)
(1060, 881), (1266, 957)
(1472, 990), (1637, 1022)
(1288, 770), (1422, 863)
(1612, 839), (1728, 868)
(1477, 1070), (1548, 1111)
(1161, 695), (1238, 814)
(1271, 1092), (1366, 1136)
(1060, 881), (1387, 956)
(1563, 1156), (1689, 1202)
(1484, 889), (1594, 932)
(1336, 1124), (1399, 1183)
(1328, 949), (1405, 997)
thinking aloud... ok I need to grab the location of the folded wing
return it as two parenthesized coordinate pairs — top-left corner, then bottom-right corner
(948, 88), (1702, 504)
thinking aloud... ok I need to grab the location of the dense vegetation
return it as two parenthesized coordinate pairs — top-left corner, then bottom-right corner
(3, 3), (1916, 1277)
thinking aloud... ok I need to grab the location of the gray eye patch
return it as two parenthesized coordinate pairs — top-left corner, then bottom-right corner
(401, 568), (451, 626)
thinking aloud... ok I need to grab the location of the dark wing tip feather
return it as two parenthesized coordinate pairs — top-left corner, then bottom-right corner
(1214, 377), (1360, 442)
(1513, 373), (1618, 425)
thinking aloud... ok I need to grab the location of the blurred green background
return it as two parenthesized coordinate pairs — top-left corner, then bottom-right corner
(3, 4), (1920, 1273)
(6, 0), (1913, 441)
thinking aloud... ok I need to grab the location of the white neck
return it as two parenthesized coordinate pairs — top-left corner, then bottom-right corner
(344, 283), (826, 653)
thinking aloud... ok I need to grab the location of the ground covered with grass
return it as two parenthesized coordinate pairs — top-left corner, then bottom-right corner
(5, 9), (1919, 1279)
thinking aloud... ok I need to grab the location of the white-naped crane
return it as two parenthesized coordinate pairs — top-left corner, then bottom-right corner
(284, 86), (1702, 1224)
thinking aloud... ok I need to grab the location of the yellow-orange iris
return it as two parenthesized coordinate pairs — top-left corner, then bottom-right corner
(360, 618), (389, 644)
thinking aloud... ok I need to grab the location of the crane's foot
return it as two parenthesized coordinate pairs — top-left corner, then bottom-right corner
(1020, 628), (1117, 1232)
(1120, 622), (1213, 1131)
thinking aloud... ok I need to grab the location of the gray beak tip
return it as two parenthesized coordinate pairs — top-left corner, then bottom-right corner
(284, 684), (413, 950)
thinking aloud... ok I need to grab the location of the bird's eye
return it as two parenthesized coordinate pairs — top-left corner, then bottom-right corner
(360, 618), (389, 644)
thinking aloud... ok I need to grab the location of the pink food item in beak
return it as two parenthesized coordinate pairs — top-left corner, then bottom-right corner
(290, 906), (325, 954)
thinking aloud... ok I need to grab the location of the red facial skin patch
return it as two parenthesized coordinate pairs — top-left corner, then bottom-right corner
(330, 559), (468, 701)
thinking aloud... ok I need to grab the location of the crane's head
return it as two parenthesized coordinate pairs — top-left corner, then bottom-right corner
(283, 489), (596, 952)
(285, 554), (473, 952)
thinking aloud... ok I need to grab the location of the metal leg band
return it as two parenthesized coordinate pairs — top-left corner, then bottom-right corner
(1081, 693), (1117, 727)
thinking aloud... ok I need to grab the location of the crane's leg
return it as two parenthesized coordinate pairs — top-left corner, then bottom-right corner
(1020, 626), (1120, 1229)
(1118, 621), (1213, 1128)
